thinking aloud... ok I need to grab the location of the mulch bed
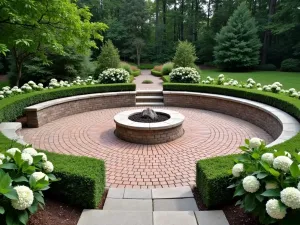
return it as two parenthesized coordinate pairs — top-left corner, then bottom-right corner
(192, 187), (260, 225)
(28, 189), (108, 225)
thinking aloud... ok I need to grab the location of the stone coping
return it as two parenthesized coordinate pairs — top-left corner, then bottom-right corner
(163, 91), (300, 147)
(0, 122), (27, 145)
(114, 109), (185, 131)
(25, 91), (137, 111)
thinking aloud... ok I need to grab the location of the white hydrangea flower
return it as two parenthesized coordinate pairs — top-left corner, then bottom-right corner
(42, 161), (54, 173)
(31, 172), (49, 182)
(6, 148), (21, 157)
(36, 152), (47, 162)
(298, 181), (300, 191)
(242, 176), (260, 193)
(22, 147), (37, 156)
(266, 199), (286, 219)
(284, 151), (291, 158)
(21, 153), (33, 165)
(11, 186), (34, 210)
(265, 182), (279, 190)
(280, 187), (300, 209)
(261, 153), (274, 165)
(232, 163), (244, 177)
(0, 159), (2, 165)
(273, 156), (293, 172)
(249, 137), (262, 149)
(0, 153), (5, 160)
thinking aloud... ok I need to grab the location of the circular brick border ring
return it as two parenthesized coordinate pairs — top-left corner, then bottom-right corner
(114, 109), (185, 144)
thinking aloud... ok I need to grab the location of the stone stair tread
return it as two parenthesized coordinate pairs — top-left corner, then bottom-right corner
(153, 198), (199, 211)
(136, 96), (164, 99)
(77, 210), (229, 225)
(136, 102), (165, 106)
(152, 186), (194, 199)
(103, 198), (152, 211)
(136, 90), (163, 93)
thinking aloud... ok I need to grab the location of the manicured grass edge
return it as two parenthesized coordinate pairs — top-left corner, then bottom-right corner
(0, 133), (105, 209)
(163, 83), (300, 208)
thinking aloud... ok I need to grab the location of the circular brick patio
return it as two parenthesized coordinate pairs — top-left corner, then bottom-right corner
(21, 106), (273, 189)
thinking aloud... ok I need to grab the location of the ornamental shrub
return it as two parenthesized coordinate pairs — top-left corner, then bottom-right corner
(162, 62), (174, 75)
(169, 67), (200, 83)
(214, 2), (261, 70)
(99, 68), (130, 84)
(229, 138), (300, 224)
(119, 62), (133, 75)
(96, 40), (120, 73)
(0, 146), (58, 225)
(280, 58), (300, 72)
(173, 41), (197, 68)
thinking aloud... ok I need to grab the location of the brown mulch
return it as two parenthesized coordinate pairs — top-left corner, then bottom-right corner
(192, 187), (260, 225)
(28, 189), (108, 225)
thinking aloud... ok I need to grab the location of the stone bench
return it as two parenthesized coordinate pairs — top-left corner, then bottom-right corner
(25, 92), (136, 128)
(163, 91), (300, 147)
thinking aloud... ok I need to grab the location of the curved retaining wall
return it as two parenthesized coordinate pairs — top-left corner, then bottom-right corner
(25, 92), (136, 128)
(163, 91), (300, 147)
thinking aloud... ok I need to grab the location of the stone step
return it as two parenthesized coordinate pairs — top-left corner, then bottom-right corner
(104, 199), (152, 211)
(136, 90), (163, 96)
(136, 96), (164, 103)
(136, 102), (165, 106)
(77, 210), (229, 225)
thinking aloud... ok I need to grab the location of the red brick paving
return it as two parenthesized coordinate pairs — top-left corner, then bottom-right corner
(21, 107), (273, 188)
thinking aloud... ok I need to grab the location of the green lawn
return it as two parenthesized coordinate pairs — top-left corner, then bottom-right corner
(162, 70), (300, 90)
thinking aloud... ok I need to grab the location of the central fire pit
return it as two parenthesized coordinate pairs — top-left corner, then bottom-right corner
(114, 108), (185, 144)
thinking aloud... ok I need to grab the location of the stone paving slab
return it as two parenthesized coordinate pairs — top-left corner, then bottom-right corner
(77, 210), (152, 225)
(124, 188), (152, 199)
(195, 211), (229, 225)
(154, 198), (198, 211)
(104, 199), (152, 211)
(152, 186), (193, 199)
(107, 188), (125, 199)
(153, 211), (197, 225)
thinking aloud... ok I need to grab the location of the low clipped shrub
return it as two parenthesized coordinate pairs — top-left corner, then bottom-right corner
(280, 59), (300, 72)
(230, 138), (300, 224)
(162, 62), (174, 75)
(169, 67), (200, 83)
(142, 80), (153, 84)
(173, 41), (197, 68)
(0, 146), (57, 224)
(119, 62), (133, 75)
(256, 64), (277, 71)
(151, 69), (162, 77)
(162, 75), (170, 82)
(0, 83), (135, 122)
(99, 68), (130, 84)
(131, 69), (141, 77)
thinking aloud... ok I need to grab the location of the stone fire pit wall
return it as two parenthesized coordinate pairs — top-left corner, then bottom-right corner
(25, 92), (136, 128)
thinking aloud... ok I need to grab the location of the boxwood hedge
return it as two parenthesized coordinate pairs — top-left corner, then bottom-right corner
(151, 69), (162, 77)
(0, 83), (135, 122)
(163, 83), (300, 208)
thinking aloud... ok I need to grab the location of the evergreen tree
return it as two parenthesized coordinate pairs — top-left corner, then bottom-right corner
(214, 2), (261, 70)
(97, 40), (120, 73)
(173, 41), (197, 67)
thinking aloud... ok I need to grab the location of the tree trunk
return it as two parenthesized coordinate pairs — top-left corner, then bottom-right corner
(180, 0), (184, 40)
(15, 60), (22, 87)
(194, 0), (198, 41)
(261, 0), (276, 64)
(155, 0), (159, 51)
(174, 0), (177, 41)
(162, 0), (167, 45)
(207, 0), (211, 27)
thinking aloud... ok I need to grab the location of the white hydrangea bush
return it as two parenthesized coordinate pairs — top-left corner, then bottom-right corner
(169, 67), (200, 83)
(99, 68), (130, 84)
(0, 146), (58, 224)
(229, 138), (300, 224)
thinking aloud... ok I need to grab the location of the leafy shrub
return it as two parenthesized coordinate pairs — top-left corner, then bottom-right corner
(229, 138), (300, 224)
(151, 69), (162, 77)
(0, 83), (135, 122)
(0, 146), (57, 225)
(169, 67), (200, 83)
(256, 64), (277, 71)
(119, 62), (133, 75)
(99, 68), (130, 84)
(173, 41), (197, 68)
(153, 65), (163, 72)
(162, 62), (174, 75)
(142, 80), (153, 84)
(280, 59), (300, 72)
(96, 40), (120, 74)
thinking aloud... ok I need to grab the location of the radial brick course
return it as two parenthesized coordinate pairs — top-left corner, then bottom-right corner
(21, 106), (273, 188)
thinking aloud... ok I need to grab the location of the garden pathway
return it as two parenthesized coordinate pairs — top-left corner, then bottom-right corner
(134, 70), (163, 90)
(77, 186), (229, 225)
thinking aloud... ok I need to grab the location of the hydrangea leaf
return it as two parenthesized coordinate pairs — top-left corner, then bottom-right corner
(244, 194), (256, 212)
(261, 189), (281, 197)
(3, 188), (18, 200)
(1, 163), (18, 170)
(17, 210), (28, 225)
(289, 162), (300, 178)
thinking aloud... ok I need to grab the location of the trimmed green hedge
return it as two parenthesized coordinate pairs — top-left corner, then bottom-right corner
(163, 83), (300, 208)
(162, 75), (170, 82)
(0, 83), (135, 122)
(132, 69), (141, 77)
(151, 69), (162, 77)
(0, 133), (105, 208)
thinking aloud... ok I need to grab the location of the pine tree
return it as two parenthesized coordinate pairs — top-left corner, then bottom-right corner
(214, 2), (261, 70)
